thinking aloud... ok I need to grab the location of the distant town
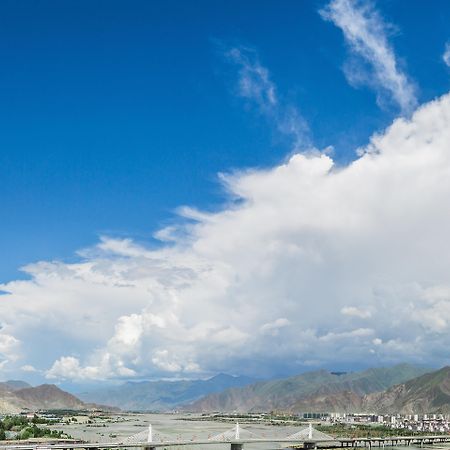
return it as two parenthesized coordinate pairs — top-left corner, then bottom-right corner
(194, 411), (450, 435)
(328, 412), (450, 433)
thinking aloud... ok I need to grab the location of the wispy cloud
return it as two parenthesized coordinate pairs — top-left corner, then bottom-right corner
(444, 42), (450, 67)
(320, 0), (417, 114)
(224, 46), (311, 151)
(226, 47), (277, 112)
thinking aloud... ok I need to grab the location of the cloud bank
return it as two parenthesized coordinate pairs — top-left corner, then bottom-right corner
(320, 0), (417, 114)
(1, 93), (450, 381)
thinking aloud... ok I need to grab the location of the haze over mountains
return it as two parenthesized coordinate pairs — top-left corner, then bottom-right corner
(77, 373), (256, 411)
(4, 364), (450, 414)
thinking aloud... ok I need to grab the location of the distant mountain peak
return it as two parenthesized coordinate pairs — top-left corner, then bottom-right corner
(4, 380), (32, 390)
(0, 382), (90, 414)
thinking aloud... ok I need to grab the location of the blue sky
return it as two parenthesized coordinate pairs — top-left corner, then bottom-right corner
(2, 0), (448, 282)
(1, 0), (450, 385)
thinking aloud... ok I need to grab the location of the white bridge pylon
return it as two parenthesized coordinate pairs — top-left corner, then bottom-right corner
(209, 423), (262, 442)
(286, 423), (336, 442)
(121, 424), (175, 445)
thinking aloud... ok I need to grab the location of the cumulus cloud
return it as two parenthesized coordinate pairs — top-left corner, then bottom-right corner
(341, 306), (372, 318)
(320, 0), (417, 114)
(20, 364), (38, 373)
(0, 331), (20, 365)
(260, 318), (291, 336)
(1, 93), (450, 380)
(443, 42), (450, 67)
(46, 355), (136, 381)
(224, 46), (311, 150)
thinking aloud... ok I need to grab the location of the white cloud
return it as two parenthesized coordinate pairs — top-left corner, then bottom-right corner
(226, 47), (277, 111)
(151, 350), (182, 373)
(319, 328), (374, 342)
(151, 349), (200, 374)
(46, 354), (136, 381)
(47, 356), (103, 380)
(443, 42), (450, 67)
(0, 331), (20, 364)
(21, 364), (38, 373)
(320, 0), (417, 114)
(341, 306), (372, 318)
(225, 46), (311, 150)
(260, 318), (291, 336)
(2, 93), (450, 380)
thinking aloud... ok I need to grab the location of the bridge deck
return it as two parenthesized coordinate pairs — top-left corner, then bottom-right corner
(0, 435), (450, 450)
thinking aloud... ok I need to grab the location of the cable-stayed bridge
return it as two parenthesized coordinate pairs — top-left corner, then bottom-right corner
(120, 423), (336, 448)
(1, 423), (450, 450)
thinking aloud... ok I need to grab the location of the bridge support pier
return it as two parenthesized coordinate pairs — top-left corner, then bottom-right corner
(231, 443), (243, 450)
(144, 446), (156, 450)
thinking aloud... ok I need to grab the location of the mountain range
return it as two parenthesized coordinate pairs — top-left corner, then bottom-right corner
(364, 366), (450, 414)
(4, 364), (450, 414)
(77, 373), (256, 411)
(184, 363), (431, 413)
(284, 366), (450, 414)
